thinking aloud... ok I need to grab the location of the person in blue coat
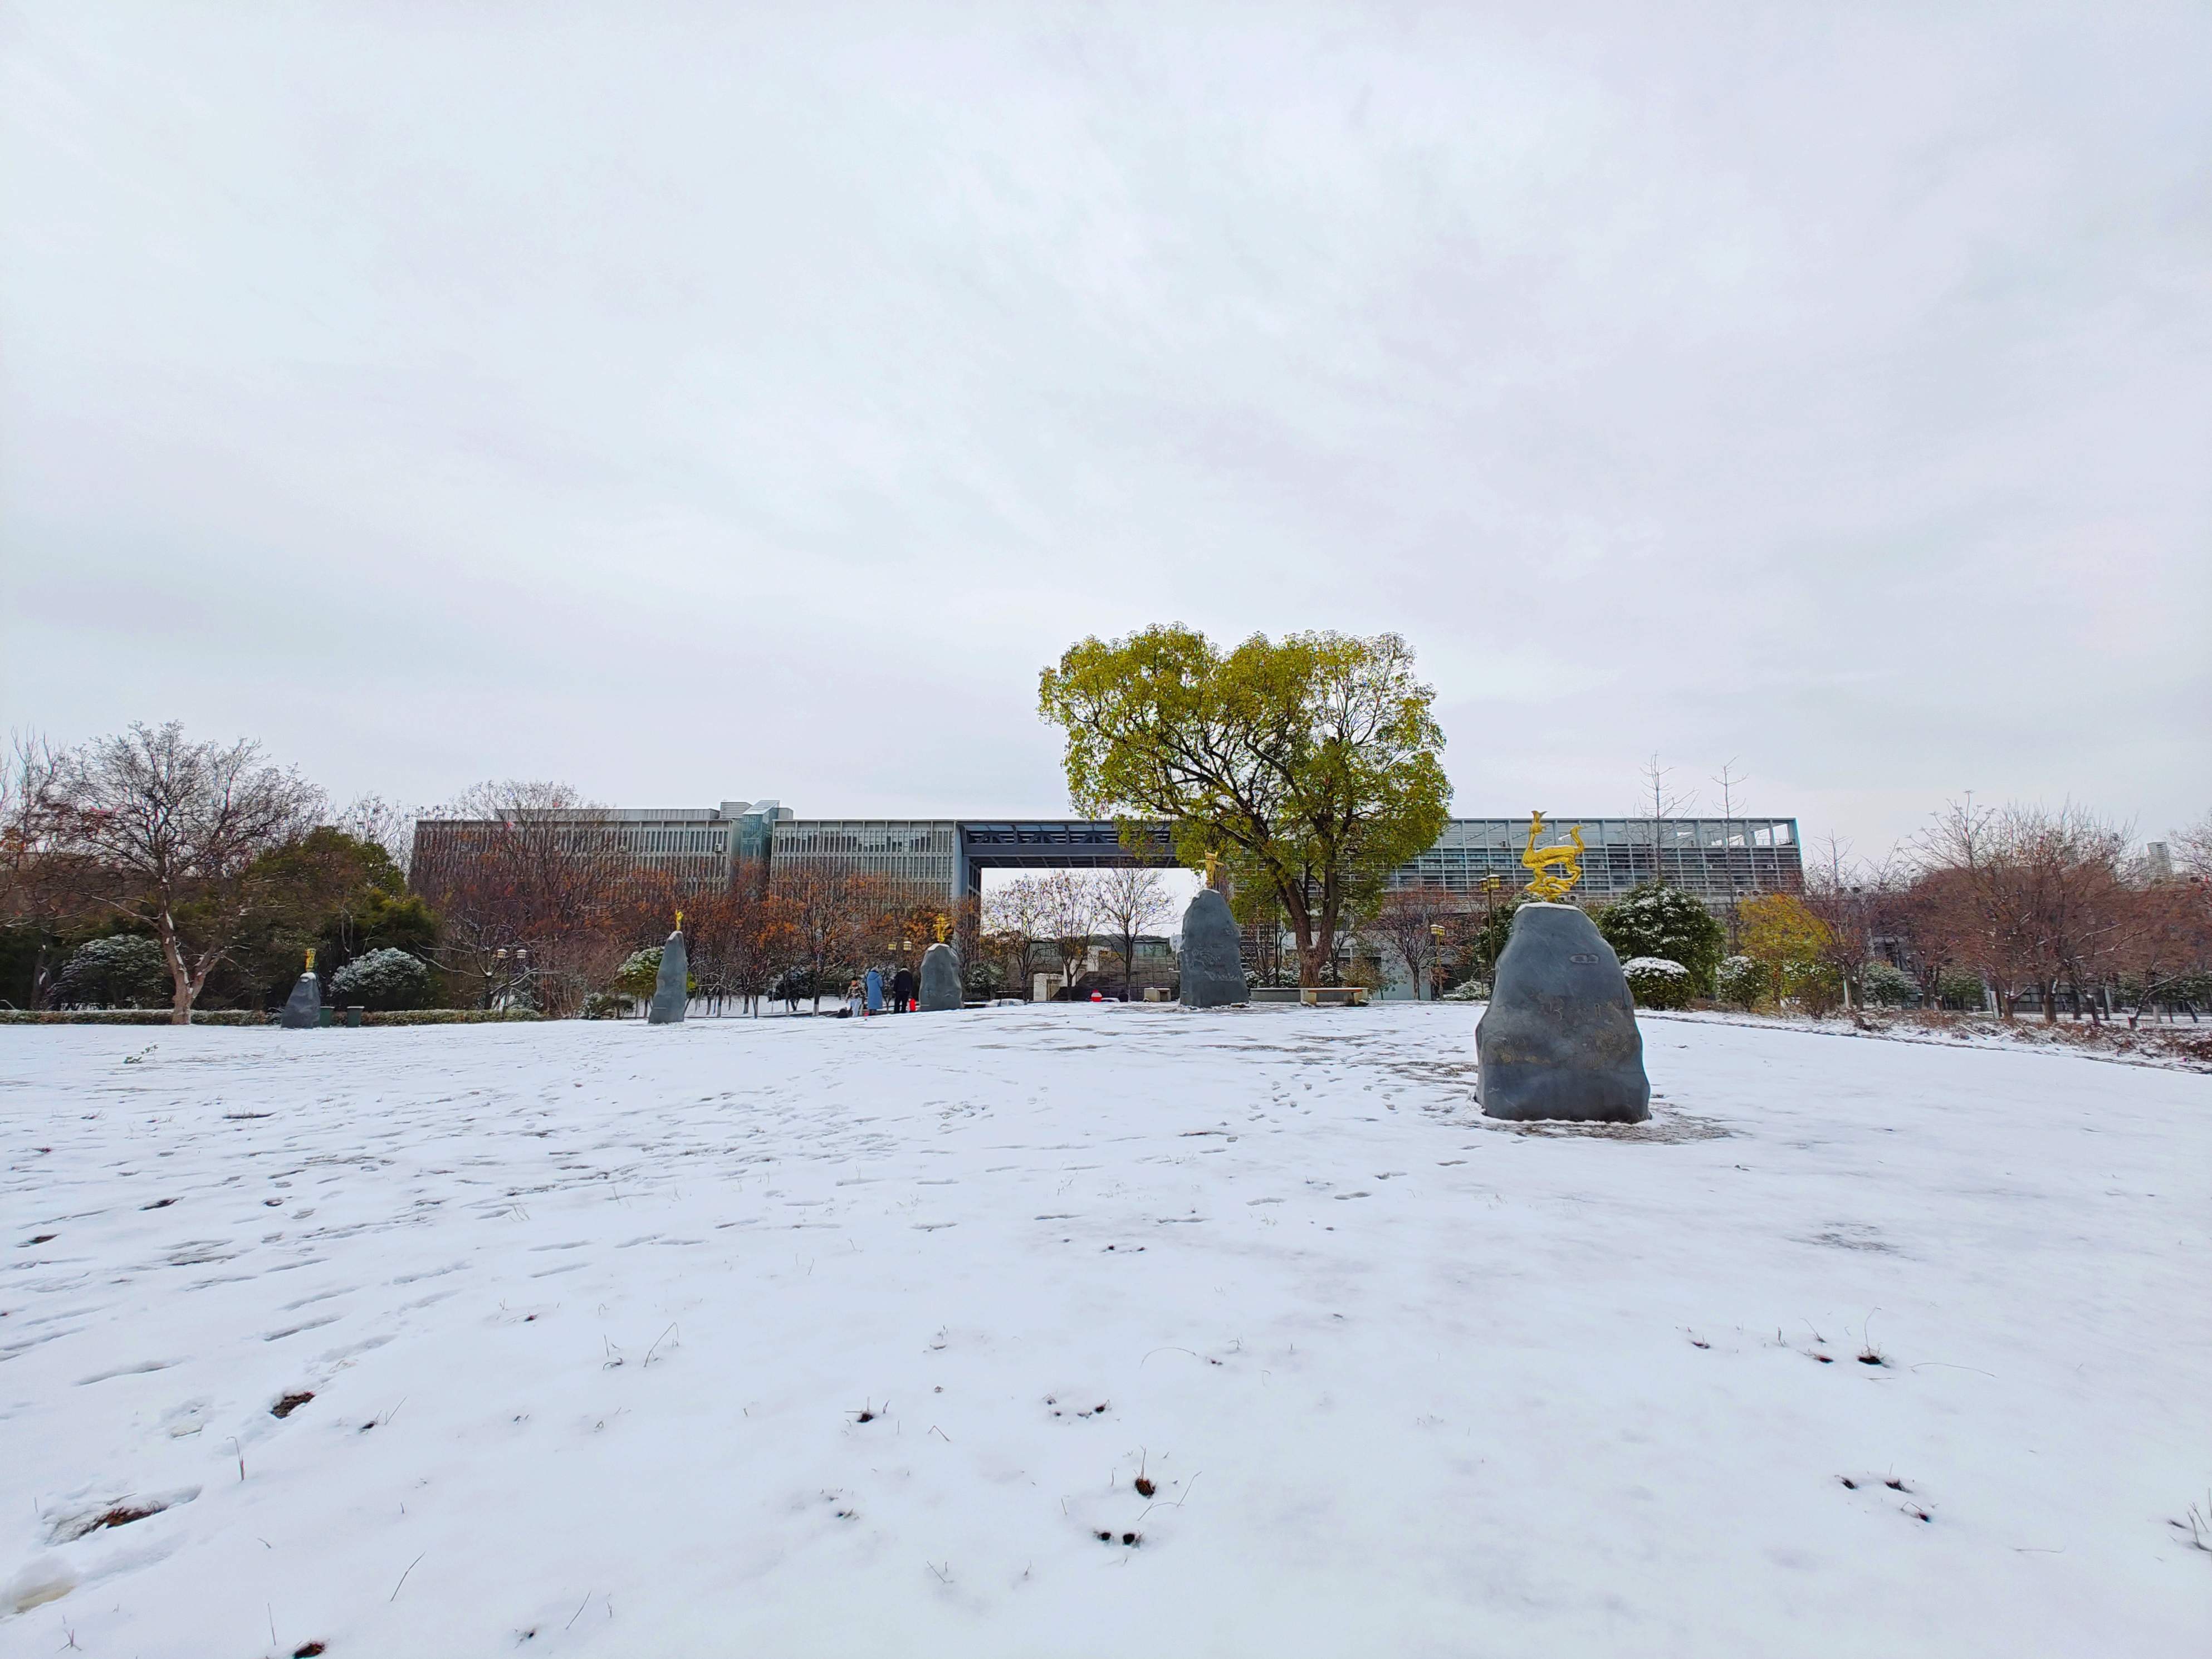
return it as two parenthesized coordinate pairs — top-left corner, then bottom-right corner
(864, 966), (884, 1015)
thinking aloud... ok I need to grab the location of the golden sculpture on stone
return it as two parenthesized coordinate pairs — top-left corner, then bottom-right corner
(934, 913), (951, 943)
(1520, 811), (1585, 902)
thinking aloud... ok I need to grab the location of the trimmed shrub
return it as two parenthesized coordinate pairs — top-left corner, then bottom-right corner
(614, 948), (662, 1002)
(54, 935), (169, 1009)
(1932, 967), (1988, 1010)
(1441, 978), (1489, 1002)
(581, 991), (629, 1020)
(1622, 956), (1695, 1011)
(1860, 961), (1915, 1007)
(328, 948), (434, 1012)
(359, 1009), (544, 1025)
(0, 1008), (263, 1026)
(1715, 955), (1768, 1010)
(1598, 885), (1725, 994)
(1782, 958), (1842, 1016)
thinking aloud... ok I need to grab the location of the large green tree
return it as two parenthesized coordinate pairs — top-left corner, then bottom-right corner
(1039, 626), (1450, 986)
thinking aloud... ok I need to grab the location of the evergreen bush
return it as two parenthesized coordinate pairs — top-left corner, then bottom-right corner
(328, 947), (434, 1012)
(1859, 961), (1915, 1007)
(54, 935), (169, 1008)
(1597, 884), (1725, 993)
(1715, 955), (1768, 1010)
(1621, 956), (1695, 1010)
(1932, 967), (1988, 1010)
(1781, 958), (1842, 1016)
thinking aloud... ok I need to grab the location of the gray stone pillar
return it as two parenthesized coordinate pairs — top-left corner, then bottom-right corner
(1476, 902), (1649, 1122)
(648, 930), (688, 1025)
(1177, 888), (1247, 1008)
(278, 971), (321, 1030)
(919, 942), (962, 1011)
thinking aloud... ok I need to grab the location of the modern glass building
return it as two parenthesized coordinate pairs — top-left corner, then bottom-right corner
(411, 799), (792, 894)
(1388, 817), (1801, 903)
(413, 804), (1800, 907)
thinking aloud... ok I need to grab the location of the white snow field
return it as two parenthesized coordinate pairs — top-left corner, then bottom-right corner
(3, 1005), (2205, 1658)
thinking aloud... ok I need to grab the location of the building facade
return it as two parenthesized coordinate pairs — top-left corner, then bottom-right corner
(413, 801), (1801, 909)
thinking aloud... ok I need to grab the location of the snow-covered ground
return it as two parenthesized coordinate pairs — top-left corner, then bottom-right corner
(3, 1005), (2205, 1658)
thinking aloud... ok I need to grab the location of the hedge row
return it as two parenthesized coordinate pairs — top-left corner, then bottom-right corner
(1, 1008), (546, 1027)
(0, 1009), (267, 1026)
(362, 1009), (545, 1026)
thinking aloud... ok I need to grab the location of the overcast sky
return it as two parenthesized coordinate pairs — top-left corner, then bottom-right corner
(4, 2), (2207, 857)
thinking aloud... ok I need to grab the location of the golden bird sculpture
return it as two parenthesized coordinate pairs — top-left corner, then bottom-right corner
(1520, 811), (1586, 903)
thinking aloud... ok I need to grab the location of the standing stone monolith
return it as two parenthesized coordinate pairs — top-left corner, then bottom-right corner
(1177, 887), (1248, 1008)
(919, 941), (962, 1011)
(647, 929), (688, 1025)
(278, 970), (321, 1030)
(1476, 902), (1649, 1121)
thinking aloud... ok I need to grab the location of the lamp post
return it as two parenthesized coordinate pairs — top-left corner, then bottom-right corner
(1430, 922), (1445, 1001)
(1847, 885), (1864, 1012)
(492, 948), (510, 1012)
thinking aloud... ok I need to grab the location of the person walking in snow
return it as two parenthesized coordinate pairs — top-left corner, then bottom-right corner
(864, 966), (884, 1015)
(892, 963), (917, 1012)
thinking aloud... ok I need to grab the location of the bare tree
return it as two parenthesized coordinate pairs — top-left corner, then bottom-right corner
(1, 733), (80, 1006)
(2172, 809), (2212, 881)
(1091, 863), (1173, 1000)
(1710, 758), (1751, 947)
(1037, 869), (1100, 997)
(1911, 799), (2133, 1022)
(769, 866), (888, 1011)
(1369, 883), (1460, 999)
(411, 780), (638, 1016)
(2115, 878), (2212, 1024)
(674, 879), (795, 1016)
(50, 723), (324, 1022)
(1631, 754), (1697, 886)
(983, 877), (1054, 999)
(332, 793), (420, 879)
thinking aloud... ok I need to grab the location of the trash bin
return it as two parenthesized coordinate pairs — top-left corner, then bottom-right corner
(345, 1006), (364, 1028)
(316, 1006), (332, 1027)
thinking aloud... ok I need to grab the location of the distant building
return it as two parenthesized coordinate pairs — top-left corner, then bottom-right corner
(1388, 817), (1802, 904)
(412, 801), (1800, 908)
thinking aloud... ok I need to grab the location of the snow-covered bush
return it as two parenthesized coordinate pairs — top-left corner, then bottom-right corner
(1781, 958), (1842, 1016)
(1598, 884), (1725, 992)
(1441, 979), (1489, 1002)
(1621, 956), (1695, 1010)
(328, 947), (433, 1012)
(54, 935), (169, 1007)
(1860, 961), (1915, 1007)
(360, 1008), (544, 1025)
(583, 991), (628, 1020)
(613, 948), (662, 1002)
(1715, 955), (1768, 1010)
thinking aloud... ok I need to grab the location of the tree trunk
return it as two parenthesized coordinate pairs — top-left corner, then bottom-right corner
(157, 926), (195, 1026)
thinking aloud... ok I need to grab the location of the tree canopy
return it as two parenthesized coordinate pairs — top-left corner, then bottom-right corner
(1039, 625), (1449, 985)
